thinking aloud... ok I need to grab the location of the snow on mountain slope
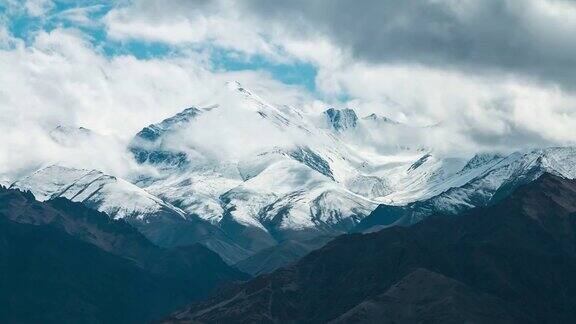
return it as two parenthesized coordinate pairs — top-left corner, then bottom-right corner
(17, 82), (576, 265)
(140, 143), (379, 253)
(325, 107), (358, 131)
(122, 82), (393, 253)
(10, 165), (252, 264)
(378, 154), (472, 204)
(49, 125), (93, 145)
(434, 147), (576, 209)
(125, 83), (522, 247)
(360, 147), (576, 229)
(226, 156), (377, 233)
(130, 82), (576, 254)
(11, 165), (185, 221)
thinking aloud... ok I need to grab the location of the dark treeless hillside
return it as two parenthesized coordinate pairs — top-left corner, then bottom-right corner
(164, 173), (576, 323)
(0, 187), (247, 323)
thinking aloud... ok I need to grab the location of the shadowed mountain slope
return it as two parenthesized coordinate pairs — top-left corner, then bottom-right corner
(0, 187), (247, 323)
(164, 173), (576, 323)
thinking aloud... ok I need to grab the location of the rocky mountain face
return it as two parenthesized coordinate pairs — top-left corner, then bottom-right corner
(0, 186), (247, 323)
(324, 107), (358, 131)
(130, 107), (204, 167)
(164, 173), (576, 323)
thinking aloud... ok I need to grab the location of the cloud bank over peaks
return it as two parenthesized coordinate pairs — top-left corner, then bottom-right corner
(242, 0), (576, 90)
(0, 24), (315, 182)
(2, 0), (576, 182)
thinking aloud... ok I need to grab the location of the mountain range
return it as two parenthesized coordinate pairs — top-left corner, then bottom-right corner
(0, 186), (246, 323)
(9, 82), (576, 275)
(4, 82), (576, 323)
(163, 173), (576, 323)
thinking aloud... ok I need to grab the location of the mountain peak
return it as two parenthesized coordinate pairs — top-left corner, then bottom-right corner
(134, 107), (203, 142)
(407, 153), (433, 172)
(226, 80), (257, 98)
(226, 80), (243, 90)
(324, 107), (358, 131)
(49, 125), (93, 144)
(362, 113), (400, 124)
(461, 152), (504, 172)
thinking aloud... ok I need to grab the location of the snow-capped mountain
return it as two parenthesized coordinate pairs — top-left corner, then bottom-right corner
(10, 165), (251, 263)
(360, 147), (576, 230)
(126, 82), (388, 254)
(129, 107), (206, 168)
(49, 125), (93, 145)
(12, 82), (576, 267)
(324, 107), (358, 131)
(12, 165), (185, 220)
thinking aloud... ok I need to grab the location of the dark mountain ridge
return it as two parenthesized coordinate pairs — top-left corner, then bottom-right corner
(0, 186), (247, 323)
(164, 173), (576, 323)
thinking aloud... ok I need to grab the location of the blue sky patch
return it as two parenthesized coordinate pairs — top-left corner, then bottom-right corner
(1, 0), (319, 93)
(210, 48), (317, 92)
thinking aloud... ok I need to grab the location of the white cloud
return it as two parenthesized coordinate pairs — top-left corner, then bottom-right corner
(55, 5), (105, 27)
(24, 0), (54, 17)
(325, 62), (576, 155)
(0, 26), (313, 181)
(104, 0), (285, 60)
(3, 0), (576, 181)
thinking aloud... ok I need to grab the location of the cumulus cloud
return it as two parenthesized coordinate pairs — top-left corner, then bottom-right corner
(98, 0), (576, 155)
(244, 0), (576, 155)
(330, 63), (576, 155)
(0, 25), (312, 182)
(104, 0), (286, 60)
(105, 0), (576, 87)
(24, 0), (54, 17)
(2, 0), (576, 182)
(242, 0), (576, 89)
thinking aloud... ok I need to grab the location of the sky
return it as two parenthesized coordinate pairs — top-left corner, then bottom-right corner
(1, 0), (576, 181)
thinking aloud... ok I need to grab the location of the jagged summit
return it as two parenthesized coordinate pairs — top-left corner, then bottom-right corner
(461, 152), (504, 172)
(49, 125), (93, 144)
(135, 107), (203, 142)
(362, 113), (400, 124)
(10, 164), (186, 221)
(324, 107), (358, 131)
(128, 106), (205, 167)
